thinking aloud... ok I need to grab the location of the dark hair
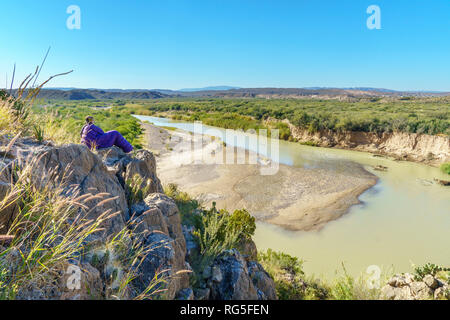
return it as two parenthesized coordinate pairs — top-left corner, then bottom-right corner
(85, 116), (94, 124)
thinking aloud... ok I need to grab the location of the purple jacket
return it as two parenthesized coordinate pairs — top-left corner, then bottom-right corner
(80, 123), (104, 146)
(80, 123), (134, 153)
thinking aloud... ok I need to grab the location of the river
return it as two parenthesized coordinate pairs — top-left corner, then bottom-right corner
(134, 115), (450, 280)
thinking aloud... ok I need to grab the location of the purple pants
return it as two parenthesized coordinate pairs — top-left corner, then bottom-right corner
(81, 124), (133, 153)
(95, 130), (134, 153)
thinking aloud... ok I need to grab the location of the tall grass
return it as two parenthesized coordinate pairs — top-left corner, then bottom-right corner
(0, 154), (171, 300)
(125, 174), (152, 205)
(258, 249), (328, 300)
(0, 154), (116, 299)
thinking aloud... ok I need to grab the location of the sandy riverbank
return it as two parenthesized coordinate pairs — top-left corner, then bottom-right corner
(142, 122), (378, 231)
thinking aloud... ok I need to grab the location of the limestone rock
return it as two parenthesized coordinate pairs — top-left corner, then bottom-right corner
(410, 281), (433, 300)
(387, 273), (414, 287)
(31, 144), (129, 238)
(130, 194), (189, 299)
(382, 273), (448, 300)
(236, 238), (258, 262)
(176, 288), (194, 300)
(207, 249), (276, 300)
(97, 147), (163, 196)
(60, 262), (103, 300)
(134, 231), (188, 299)
(434, 286), (450, 300)
(208, 249), (258, 300)
(381, 285), (414, 300)
(247, 261), (278, 300)
(0, 180), (17, 234)
(195, 288), (211, 300)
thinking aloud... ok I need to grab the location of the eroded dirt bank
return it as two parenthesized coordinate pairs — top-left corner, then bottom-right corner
(282, 119), (450, 166)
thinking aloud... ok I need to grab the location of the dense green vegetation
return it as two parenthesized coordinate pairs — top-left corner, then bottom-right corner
(117, 97), (450, 136)
(441, 162), (450, 175)
(164, 184), (255, 275)
(30, 101), (144, 148)
(258, 249), (328, 300)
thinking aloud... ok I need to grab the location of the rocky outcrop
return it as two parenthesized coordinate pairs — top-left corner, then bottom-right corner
(381, 273), (449, 300)
(192, 249), (277, 300)
(97, 147), (163, 196)
(129, 193), (190, 299)
(0, 136), (276, 300)
(0, 137), (189, 299)
(280, 119), (450, 166)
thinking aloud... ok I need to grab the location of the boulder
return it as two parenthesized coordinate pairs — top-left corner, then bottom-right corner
(60, 262), (103, 300)
(28, 144), (129, 238)
(207, 249), (276, 300)
(381, 285), (414, 300)
(15, 262), (102, 300)
(0, 158), (15, 233)
(236, 238), (258, 262)
(387, 273), (414, 287)
(130, 193), (189, 299)
(0, 180), (17, 234)
(247, 261), (278, 300)
(434, 286), (450, 300)
(176, 288), (194, 300)
(97, 147), (163, 196)
(423, 274), (439, 290)
(382, 273), (447, 300)
(410, 281), (433, 300)
(208, 249), (258, 300)
(134, 231), (189, 299)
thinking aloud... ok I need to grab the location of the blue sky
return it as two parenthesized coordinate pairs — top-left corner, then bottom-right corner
(0, 0), (449, 91)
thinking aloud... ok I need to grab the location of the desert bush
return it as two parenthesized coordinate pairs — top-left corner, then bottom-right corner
(440, 162), (450, 175)
(329, 264), (382, 300)
(125, 174), (151, 205)
(163, 183), (202, 228)
(258, 249), (328, 300)
(413, 263), (450, 281)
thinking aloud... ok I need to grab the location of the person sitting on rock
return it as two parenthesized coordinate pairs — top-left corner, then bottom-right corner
(80, 116), (133, 153)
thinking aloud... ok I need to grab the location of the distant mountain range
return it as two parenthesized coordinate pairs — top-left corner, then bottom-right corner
(23, 89), (168, 100)
(178, 86), (241, 92)
(27, 87), (449, 101)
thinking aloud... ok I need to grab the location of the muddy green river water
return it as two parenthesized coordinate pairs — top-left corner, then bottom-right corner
(135, 115), (450, 279)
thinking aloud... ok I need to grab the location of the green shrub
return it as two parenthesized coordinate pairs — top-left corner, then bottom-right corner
(164, 183), (202, 228)
(32, 125), (45, 143)
(125, 174), (151, 205)
(227, 209), (255, 240)
(192, 207), (242, 269)
(257, 249), (329, 300)
(119, 96), (449, 136)
(258, 249), (304, 276)
(258, 249), (305, 299)
(413, 263), (450, 281)
(440, 163), (450, 175)
(330, 264), (382, 300)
